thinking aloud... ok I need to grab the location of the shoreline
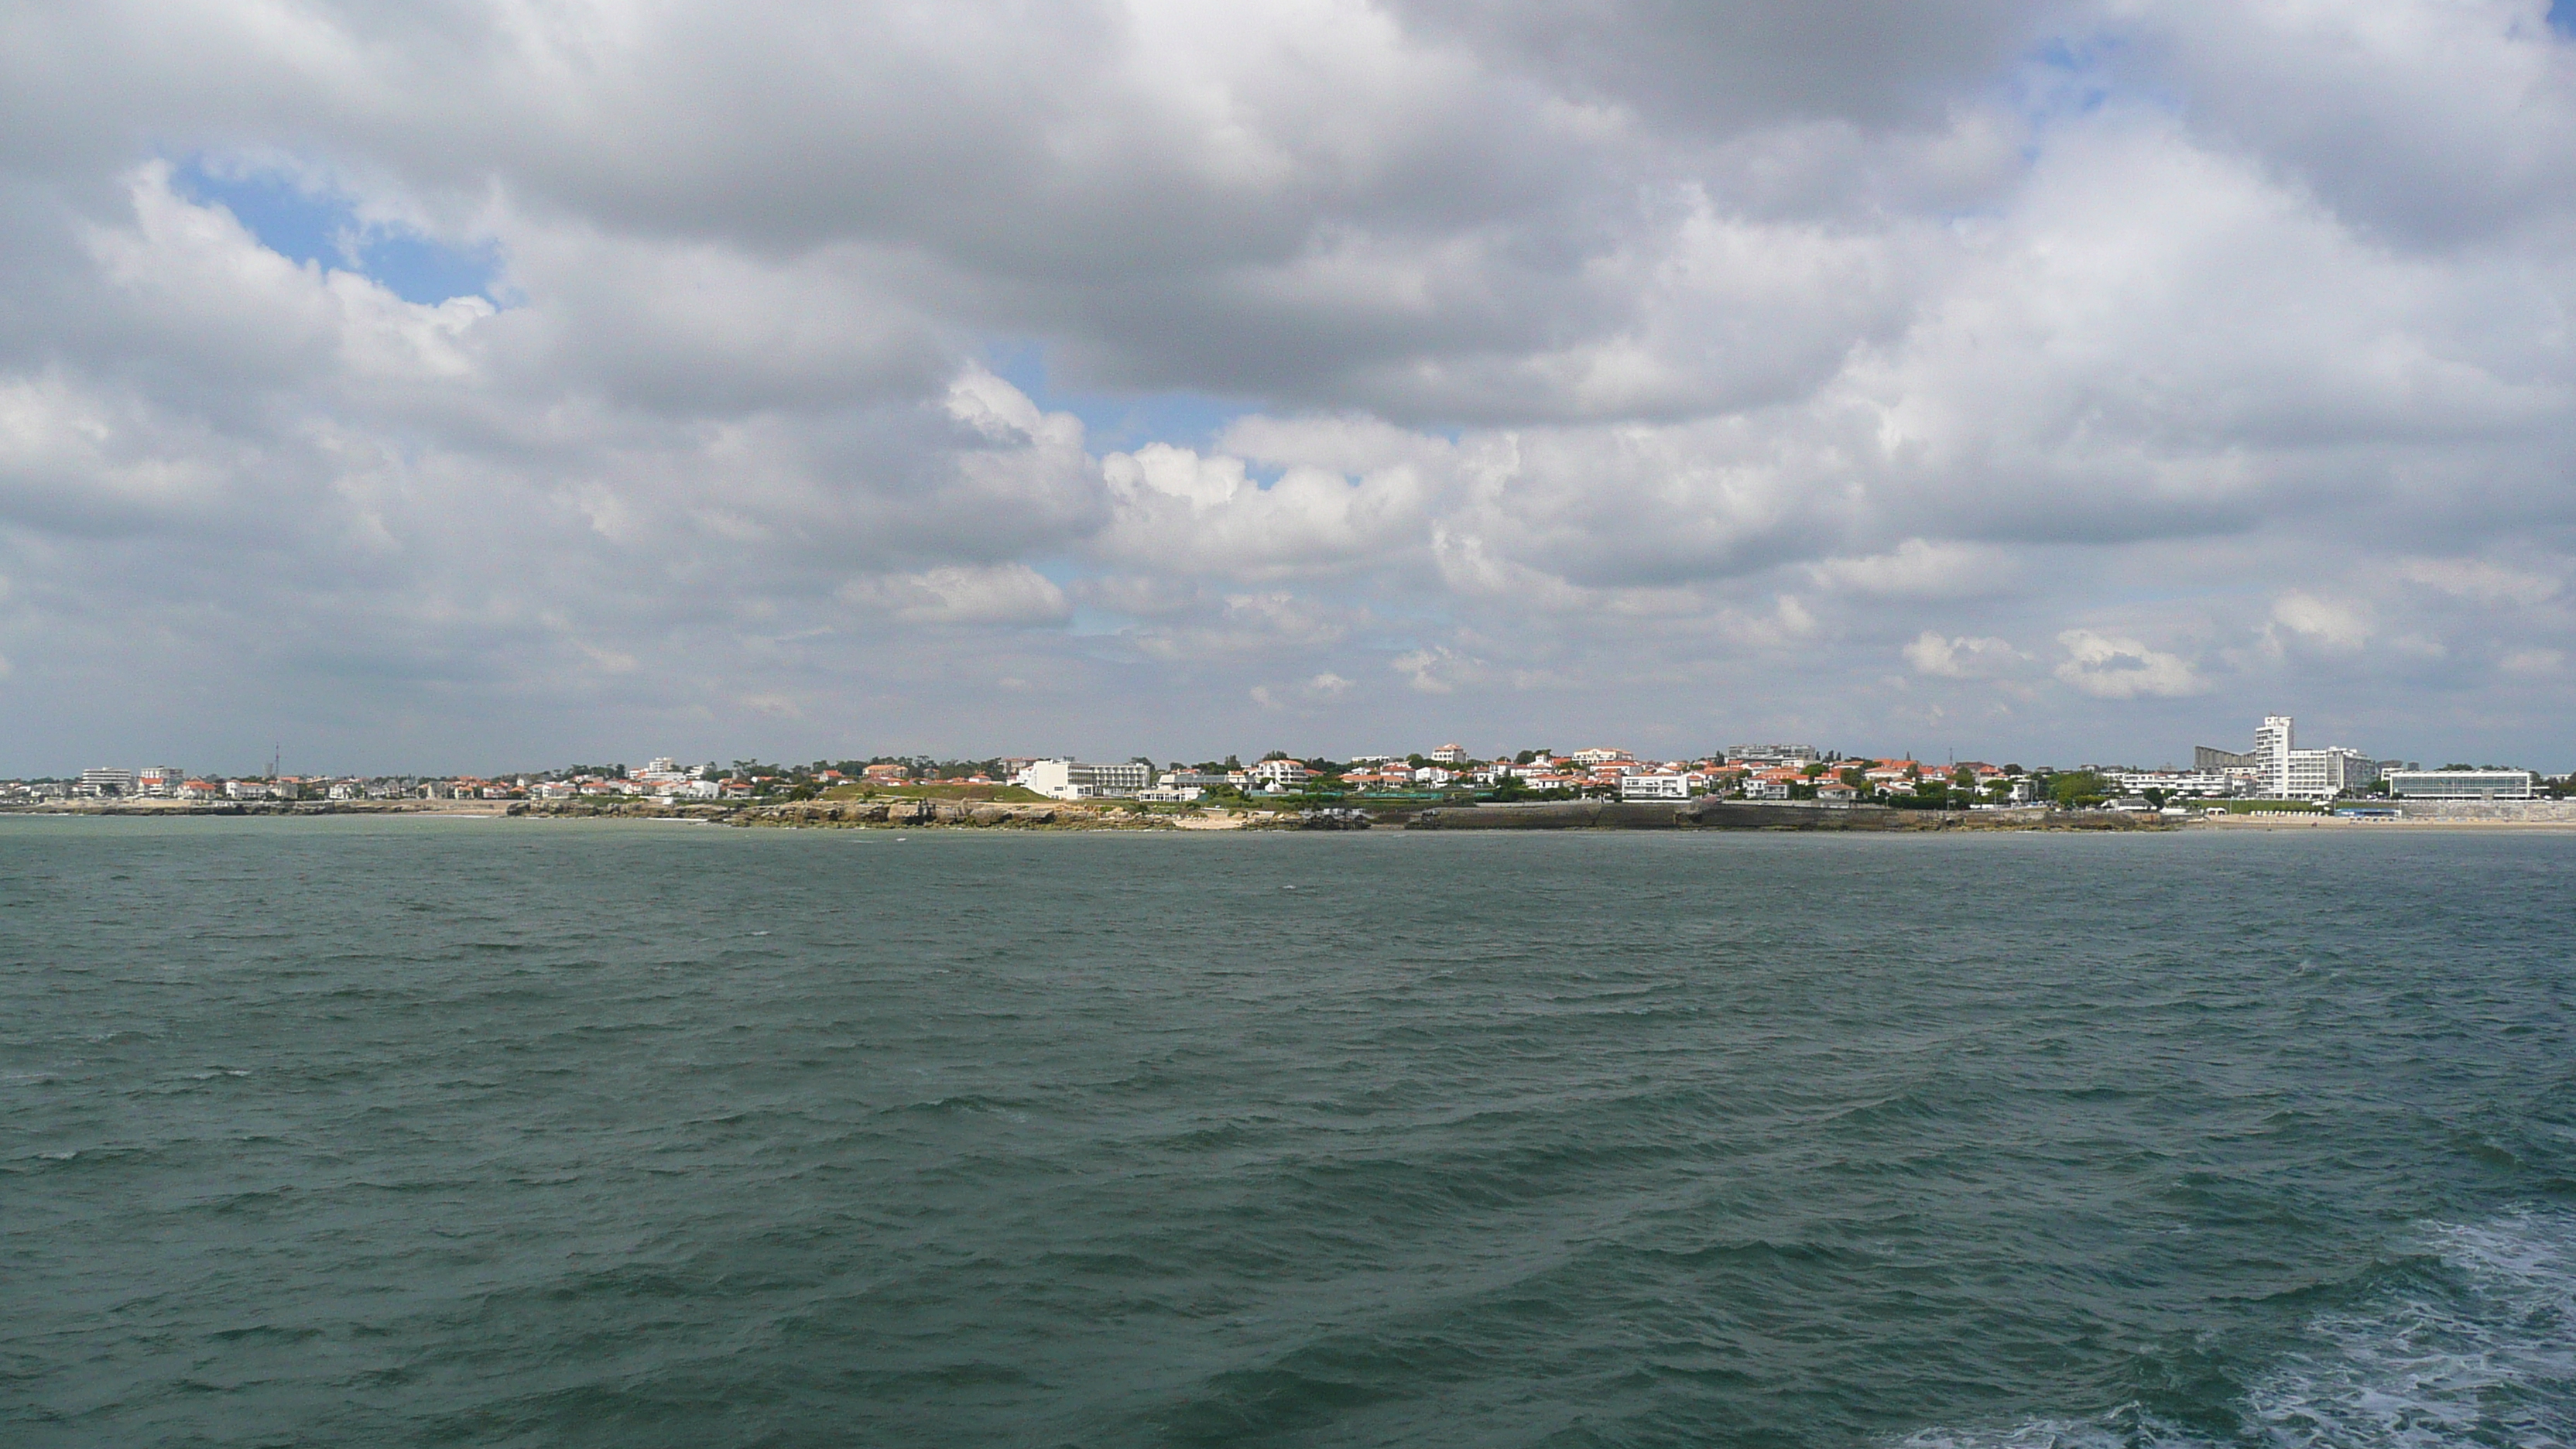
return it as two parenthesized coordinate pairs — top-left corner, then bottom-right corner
(6, 799), (2572, 834)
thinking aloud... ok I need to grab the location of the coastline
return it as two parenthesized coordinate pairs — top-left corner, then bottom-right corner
(9, 797), (2574, 834)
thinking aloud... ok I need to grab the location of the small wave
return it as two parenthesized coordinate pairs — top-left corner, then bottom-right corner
(2245, 1211), (2575, 1447)
(1898, 1210), (2576, 1449)
(1897, 1403), (2205, 1448)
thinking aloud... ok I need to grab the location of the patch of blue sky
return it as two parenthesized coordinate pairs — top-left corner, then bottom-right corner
(984, 340), (1255, 455)
(2006, 27), (2160, 152)
(2553, 0), (2576, 37)
(171, 157), (502, 307)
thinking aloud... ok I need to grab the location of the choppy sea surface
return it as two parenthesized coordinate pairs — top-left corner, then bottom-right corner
(3, 817), (2571, 1447)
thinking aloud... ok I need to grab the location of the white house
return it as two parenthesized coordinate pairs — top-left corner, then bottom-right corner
(1018, 759), (1153, 800)
(1618, 772), (1696, 800)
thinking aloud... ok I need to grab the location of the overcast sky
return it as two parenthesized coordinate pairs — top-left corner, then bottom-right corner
(5, 1), (2574, 775)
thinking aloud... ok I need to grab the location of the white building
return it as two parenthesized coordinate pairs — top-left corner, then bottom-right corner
(135, 766), (185, 796)
(77, 766), (137, 797)
(1242, 759), (1313, 791)
(1741, 778), (1791, 800)
(1570, 747), (1635, 766)
(630, 756), (699, 786)
(1135, 786), (1204, 803)
(2112, 771), (2235, 797)
(2255, 715), (2382, 799)
(1619, 772), (1696, 800)
(2386, 769), (2534, 800)
(1017, 759), (1153, 800)
(1428, 743), (1470, 764)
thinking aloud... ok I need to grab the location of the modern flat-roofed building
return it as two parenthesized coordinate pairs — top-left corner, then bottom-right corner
(77, 766), (136, 797)
(2114, 771), (2234, 797)
(2253, 715), (2382, 799)
(1618, 772), (1694, 800)
(1016, 759), (1152, 800)
(1726, 744), (1819, 766)
(2387, 769), (2534, 800)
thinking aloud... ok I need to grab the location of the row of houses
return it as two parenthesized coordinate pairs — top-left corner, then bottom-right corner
(1002, 745), (2017, 806)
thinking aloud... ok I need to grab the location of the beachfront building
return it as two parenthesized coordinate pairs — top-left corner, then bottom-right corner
(1618, 772), (1697, 800)
(1017, 759), (1153, 800)
(2112, 771), (2235, 797)
(2386, 769), (2535, 800)
(2253, 715), (2383, 799)
(77, 766), (137, 797)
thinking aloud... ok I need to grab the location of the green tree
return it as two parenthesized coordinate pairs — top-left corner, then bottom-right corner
(2050, 770), (2107, 807)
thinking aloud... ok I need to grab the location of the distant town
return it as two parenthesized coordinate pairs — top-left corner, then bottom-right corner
(9, 714), (2564, 817)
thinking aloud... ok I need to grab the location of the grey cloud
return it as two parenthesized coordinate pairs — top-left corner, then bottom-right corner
(3, 2), (2576, 772)
(1389, 0), (2062, 135)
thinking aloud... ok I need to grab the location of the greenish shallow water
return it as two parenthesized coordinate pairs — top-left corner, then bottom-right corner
(2, 818), (2571, 1447)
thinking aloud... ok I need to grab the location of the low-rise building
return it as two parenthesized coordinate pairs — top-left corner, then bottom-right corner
(1019, 759), (1154, 800)
(1428, 743), (1470, 764)
(2387, 769), (2533, 800)
(1618, 772), (1695, 800)
(1245, 759), (1312, 791)
(1726, 743), (1819, 766)
(2112, 771), (2235, 797)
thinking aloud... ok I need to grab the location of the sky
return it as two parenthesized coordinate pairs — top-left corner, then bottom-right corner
(4, 1), (2575, 776)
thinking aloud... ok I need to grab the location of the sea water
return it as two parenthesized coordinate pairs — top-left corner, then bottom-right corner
(2, 817), (2570, 1447)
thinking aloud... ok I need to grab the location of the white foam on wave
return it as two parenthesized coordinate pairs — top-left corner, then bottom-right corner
(1896, 1403), (2207, 1448)
(2246, 1211), (2574, 1447)
(1896, 1211), (2576, 1449)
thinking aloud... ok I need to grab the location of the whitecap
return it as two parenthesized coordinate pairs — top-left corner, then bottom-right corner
(2245, 1211), (2574, 1447)
(1896, 1403), (2208, 1449)
(1896, 1211), (2576, 1449)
